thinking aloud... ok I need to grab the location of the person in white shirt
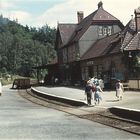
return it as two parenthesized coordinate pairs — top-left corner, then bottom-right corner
(115, 79), (124, 100)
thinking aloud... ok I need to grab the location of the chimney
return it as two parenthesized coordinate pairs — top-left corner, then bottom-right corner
(77, 11), (84, 23)
(135, 7), (140, 32)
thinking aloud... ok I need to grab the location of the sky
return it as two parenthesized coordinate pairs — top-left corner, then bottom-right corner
(0, 0), (140, 28)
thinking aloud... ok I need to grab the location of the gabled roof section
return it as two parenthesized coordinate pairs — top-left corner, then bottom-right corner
(69, 3), (123, 44)
(124, 32), (140, 51)
(92, 6), (119, 21)
(121, 18), (140, 51)
(68, 11), (97, 43)
(81, 33), (121, 60)
(58, 24), (77, 46)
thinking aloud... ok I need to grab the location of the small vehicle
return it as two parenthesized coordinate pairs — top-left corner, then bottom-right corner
(12, 78), (30, 89)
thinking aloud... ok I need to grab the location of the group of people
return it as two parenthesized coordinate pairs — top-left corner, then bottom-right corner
(85, 77), (124, 106)
(85, 77), (103, 106)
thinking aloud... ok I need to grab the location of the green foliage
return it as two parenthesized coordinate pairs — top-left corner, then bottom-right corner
(132, 55), (140, 67)
(0, 15), (56, 78)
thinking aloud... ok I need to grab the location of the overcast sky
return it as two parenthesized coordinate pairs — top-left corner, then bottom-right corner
(0, 0), (140, 28)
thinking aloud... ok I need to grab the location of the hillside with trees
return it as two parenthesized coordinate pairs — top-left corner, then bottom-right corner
(0, 15), (56, 79)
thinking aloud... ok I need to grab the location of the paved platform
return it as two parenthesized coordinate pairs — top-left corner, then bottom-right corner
(32, 86), (140, 110)
(30, 86), (140, 122)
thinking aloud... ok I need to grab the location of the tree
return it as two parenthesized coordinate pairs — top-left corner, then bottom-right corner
(0, 15), (57, 77)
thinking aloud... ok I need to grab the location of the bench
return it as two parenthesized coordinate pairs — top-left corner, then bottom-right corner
(122, 82), (129, 90)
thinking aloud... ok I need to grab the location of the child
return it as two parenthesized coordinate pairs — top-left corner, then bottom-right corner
(94, 83), (103, 105)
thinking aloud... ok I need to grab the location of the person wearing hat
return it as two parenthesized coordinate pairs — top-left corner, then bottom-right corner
(115, 79), (124, 100)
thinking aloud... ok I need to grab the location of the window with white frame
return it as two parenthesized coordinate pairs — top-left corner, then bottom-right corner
(98, 26), (112, 36)
(98, 26), (103, 36)
(103, 27), (107, 36)
(108, 26), (112, 35)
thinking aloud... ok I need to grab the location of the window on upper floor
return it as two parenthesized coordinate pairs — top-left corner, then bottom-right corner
(103, 27), (107, 36)
(98, 26), (103, 35)
(98, 26), (112, 36)
(108, 26), (112, 35)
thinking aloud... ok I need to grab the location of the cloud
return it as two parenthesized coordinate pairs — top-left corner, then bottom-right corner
(1, 0), (140, 28)
(1, 10), (32, 25)
(37, 0), (140, 28)
(0, 1), (16, 9)
(10, 11), (32, 23)
(34, 0), (99, 27)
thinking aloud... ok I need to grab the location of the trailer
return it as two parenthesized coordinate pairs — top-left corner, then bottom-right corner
(12, 78), (30, 89)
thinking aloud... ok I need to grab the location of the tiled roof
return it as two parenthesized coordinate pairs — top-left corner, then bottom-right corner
(56, 3), (124, 61)
(121, 19), (140, 51)
(124, 32), (140, 51)
(69, 7), (122, 43)
(121, 32), (134, 49)
(122, 19), (136, 43)
(58, 24), (77, 46)
(57, 5), (123, 46)
(81, 33), (121, 60)
(92, 7), (119, 21)
(68, 11), (97, 43)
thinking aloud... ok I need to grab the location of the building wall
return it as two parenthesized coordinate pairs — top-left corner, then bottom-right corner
(113, 25), (122, 33)
(81, 53), (127, 88)
(79, 24), (122, 57)
(79, 25), (100, 57)
(58, 24), (122, 66)
(67, 44), (77, 62)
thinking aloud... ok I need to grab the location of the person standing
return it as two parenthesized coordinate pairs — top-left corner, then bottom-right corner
(85, 82), (93, 106)
(94, 83), (103, 105)
(115, 79), (124, 100)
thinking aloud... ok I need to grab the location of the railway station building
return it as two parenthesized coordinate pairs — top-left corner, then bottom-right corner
(55, 2), (140, 89)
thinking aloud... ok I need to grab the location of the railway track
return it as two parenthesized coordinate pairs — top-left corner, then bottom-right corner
(19, 89), (140, 135)
(78, 110), (140, 135)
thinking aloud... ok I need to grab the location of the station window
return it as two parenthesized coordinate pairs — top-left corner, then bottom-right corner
(103, 27), (107, 36)
(98, 26), (112, 36)
(108, 26), (112, 35)
(98, 26), (103, 35)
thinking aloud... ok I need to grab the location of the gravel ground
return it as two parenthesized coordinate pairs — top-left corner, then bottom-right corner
(78, 110), (140, 135)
